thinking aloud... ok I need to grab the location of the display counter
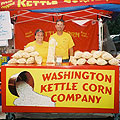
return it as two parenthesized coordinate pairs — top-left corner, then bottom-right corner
(1, 63), (119, 114)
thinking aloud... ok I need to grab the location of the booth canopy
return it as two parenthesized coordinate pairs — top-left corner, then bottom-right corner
(1, 0), (120, 25)
(0, 0), (120, 51)
(0, 0), (120, 12)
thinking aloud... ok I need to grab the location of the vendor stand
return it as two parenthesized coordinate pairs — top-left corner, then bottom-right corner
(1, 63), (119, 120)
(0, 1), (120, 120)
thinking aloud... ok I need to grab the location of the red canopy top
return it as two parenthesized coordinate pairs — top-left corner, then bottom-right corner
(1, 0), (120, 10)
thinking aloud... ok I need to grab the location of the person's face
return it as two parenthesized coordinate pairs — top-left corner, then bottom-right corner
(35, 32), (44, 43)
(55, 21), (65, 32)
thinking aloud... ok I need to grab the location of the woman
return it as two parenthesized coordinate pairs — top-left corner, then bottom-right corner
(25, 29), (48, 63)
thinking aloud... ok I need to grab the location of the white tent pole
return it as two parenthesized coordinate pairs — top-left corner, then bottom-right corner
(65, 14), (97, 22)
(98, 18), (103, 51)
(11, 10), (30, 18)
(16, 15), (55, 24)
(84, 10), (111, 19)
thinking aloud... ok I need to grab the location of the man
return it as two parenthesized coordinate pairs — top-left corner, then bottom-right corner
(49, 19), (75, 62)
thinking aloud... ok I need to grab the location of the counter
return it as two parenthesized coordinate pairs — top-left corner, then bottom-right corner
(1, 64), (119, 113)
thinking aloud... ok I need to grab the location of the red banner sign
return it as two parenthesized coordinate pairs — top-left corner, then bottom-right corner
(0, 0), (120, 10)
(15, 20), (99, 52)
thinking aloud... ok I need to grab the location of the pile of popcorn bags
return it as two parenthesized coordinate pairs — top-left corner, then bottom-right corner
(70, 50), (120, 66)
(8, 47), (120, 66)
(8, 46), (42, 64)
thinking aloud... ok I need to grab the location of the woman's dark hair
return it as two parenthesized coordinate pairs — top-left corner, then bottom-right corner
(35, 29), (44, 36)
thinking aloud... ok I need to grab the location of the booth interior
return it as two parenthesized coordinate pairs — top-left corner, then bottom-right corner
(0, 0), (120, 119)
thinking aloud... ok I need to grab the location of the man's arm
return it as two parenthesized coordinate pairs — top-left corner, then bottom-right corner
(69, 47), (74, 56)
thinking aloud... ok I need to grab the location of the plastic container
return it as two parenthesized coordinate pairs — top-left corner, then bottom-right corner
(2, 56), (10, 65)
(0, 55), (2, 67)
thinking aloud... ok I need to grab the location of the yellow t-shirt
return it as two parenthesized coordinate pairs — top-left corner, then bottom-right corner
(49, 32), (75, 59)
(25, 41), (48, 62)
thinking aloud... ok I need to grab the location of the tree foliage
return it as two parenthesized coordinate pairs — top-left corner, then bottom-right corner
(107, 15), (120, 35)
